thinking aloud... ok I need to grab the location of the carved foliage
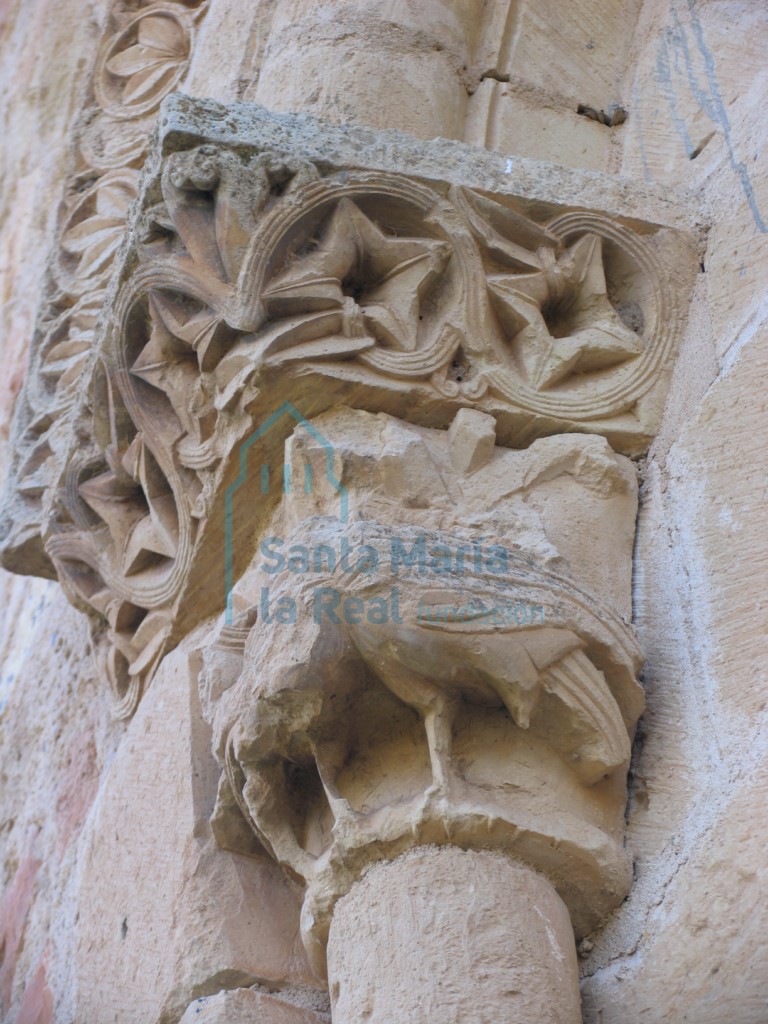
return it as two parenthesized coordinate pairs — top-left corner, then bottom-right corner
(95, 5), (193, 120)
(1, 0), (207, 580)
(7, 118), (687, 716)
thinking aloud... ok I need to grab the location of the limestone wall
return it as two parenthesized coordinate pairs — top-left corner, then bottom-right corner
(0, 2), (766, 1022)
(582, 3), (768, 1019)
(0, 3), (115, 1020)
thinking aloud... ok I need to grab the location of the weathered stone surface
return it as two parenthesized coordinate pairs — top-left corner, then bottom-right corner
(0, 0), (107, 487)
(156, 92), (698, 234)
(582, 753), (768, 1024)
(0, 0), (112, 642)
(0, 584), (117, 1023)
(1, 1), (767, 1022)
(465, 0), (637, 171)
(209, 407), (642, 990)
(580, 291), (768, 1020)
(328, 847), (581, 1024)
(74, 633), (322, 1024)
(179, 986), (330, 1024)
(14, 961), (53, 1024)
(249, 0), (480, 142)
(1, 92), (695, 733)
(0, 0), (213, 585)
(447, 407), (497, 474)
(0, 852), (40, 1013)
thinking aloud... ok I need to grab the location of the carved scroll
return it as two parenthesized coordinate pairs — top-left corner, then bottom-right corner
(1, 96), (697, 716)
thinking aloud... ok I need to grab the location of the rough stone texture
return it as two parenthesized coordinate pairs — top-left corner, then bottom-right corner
(0, 1), (767, 1023)
(209, 408), (643, 982)
(576, 5), (768, 1021)
(73, 633), (323, 1024)
(327, 847), (581, 1024)
(179, 987), (330, 1024)
(0, 4), (114, 1022)
(250, 0), (480, 141)
(464, 0), (639, 172)
(7, 93), (689, 739)
(157, 93), (699, 234)
(0, 0), (106, 486)
(0, 586), (121, 1024)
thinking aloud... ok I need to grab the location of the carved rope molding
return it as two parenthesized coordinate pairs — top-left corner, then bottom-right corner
(2, 96), (699, 719)
(0, 0), (209, 579)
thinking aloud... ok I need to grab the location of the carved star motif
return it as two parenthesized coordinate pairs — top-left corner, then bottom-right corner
(262, 198), (451, 354)
(130, 292), (220, 444)
(489, 234), (643, 390)
(79, 433), (177, 577)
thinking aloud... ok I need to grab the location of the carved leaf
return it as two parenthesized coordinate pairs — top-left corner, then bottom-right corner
(454, 186), (559, 270)
(96, 178), (135, 218)
(106, 46), (166, 78)
(137, 14), (186, 55)
(120, 62), (179, 106)
(60, 174), (137, 284)
(105, 15), (187, 108)
(149, 292), (224, 371)
(61, 219), (124, 279)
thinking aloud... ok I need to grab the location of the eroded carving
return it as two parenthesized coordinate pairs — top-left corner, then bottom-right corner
(0, 1), (208, 581)
(59, 171), (140, 291)
(201, 408), (644, 969)
(488, 232), (644, 389)
(0, 85), (700, 1023)
(1, 97), (695, 718)
(95, 5), (193, 120)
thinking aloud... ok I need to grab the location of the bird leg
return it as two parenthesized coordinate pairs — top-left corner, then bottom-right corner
(424, 693), (458, 801)
(314, 739), (359, 837)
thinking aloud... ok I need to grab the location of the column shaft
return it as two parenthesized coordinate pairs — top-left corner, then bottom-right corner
(327, 846), (582, 1024)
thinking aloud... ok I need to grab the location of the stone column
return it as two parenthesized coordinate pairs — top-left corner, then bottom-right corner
(250, 0), (480, 140)
(327, 847), (581, 1024)
(205, 403), (649, 1022)
(185, 0), (482, 140)
(5, 79), (693, 1021)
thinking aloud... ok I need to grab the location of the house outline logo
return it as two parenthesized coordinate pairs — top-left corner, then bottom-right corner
(224, 401), (348, 624)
